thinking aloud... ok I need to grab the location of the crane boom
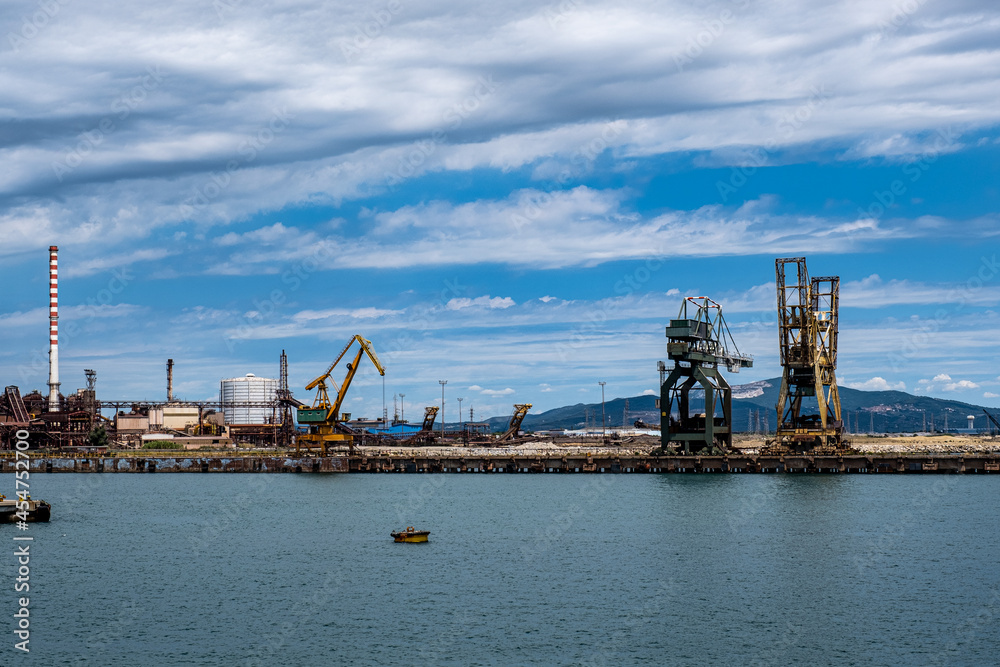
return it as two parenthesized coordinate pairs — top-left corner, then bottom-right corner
(983, 409), (1000, 433)
(296, 335), (386, 456)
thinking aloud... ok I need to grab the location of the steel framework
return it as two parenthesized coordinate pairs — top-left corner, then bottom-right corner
(659, 296), (752, 454)
(497, 404), (532, 441)
(773, 257), (844, 451)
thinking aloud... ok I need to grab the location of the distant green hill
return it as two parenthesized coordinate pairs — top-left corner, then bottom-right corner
(468, 379), (1000, 433)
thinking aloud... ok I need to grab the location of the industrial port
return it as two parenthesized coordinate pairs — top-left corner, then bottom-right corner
(1, 246), (998, 474)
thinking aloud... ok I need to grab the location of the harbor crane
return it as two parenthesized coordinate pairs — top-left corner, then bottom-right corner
(659, 296), (753, 454)
(769, 257), (847, 453)
(497, 404), (532, 442)
(983, 409), (1000, 436)
(401, 406), (440, 445)
(296, 335), (385, 456)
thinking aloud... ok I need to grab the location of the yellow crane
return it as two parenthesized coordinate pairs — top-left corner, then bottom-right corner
(296, 335), (386, 455)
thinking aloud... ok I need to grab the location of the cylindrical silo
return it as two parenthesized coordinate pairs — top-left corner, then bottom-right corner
(220, 373), (278, 424)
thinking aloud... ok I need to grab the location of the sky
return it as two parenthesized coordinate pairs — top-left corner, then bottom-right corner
(1, 0), (1000, 423)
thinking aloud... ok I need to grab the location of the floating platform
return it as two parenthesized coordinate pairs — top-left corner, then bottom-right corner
(0, 496), (50, 522)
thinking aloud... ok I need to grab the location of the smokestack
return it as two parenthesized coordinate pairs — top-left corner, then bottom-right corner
(167, 358), (174, 402)
(47, 245), (60, 412)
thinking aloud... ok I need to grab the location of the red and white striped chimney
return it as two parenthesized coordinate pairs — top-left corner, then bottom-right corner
(47, 245), (60, 412)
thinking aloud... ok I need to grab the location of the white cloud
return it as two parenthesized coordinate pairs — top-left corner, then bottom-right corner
(943, 379), (980, 391)
(846, 377), (906, 392)
(291, 308), (402, 321)
(1, 0), (998, 265)
(446, 296), (516, 310)
(217, 223), (297, 246)
(481, 387), (515, 397)
(64, 249), (175, 278)
(984, 392), (999, 399)
(641, 389), (656, 396)
(842, 275), (1000, 309)
(539, 296), (557, 303)
(467, 385), (483, 391)
(539, 383), (552, 392)
(933, 373), (952, 382)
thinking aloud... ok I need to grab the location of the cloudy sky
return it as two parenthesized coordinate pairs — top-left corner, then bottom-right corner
(2, 0), (999, 422)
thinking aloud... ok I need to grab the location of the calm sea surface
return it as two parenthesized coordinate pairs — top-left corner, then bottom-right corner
(3, 473), (999, 665)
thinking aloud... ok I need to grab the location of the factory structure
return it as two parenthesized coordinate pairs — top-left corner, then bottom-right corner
(0, 246), (308, 450)
(0, 247), (990, 454)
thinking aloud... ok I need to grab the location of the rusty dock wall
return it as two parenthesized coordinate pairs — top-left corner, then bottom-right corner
(350, 453), (1000, 474)
(1, 455), (348, 473)
(2, 453), (1000, 474)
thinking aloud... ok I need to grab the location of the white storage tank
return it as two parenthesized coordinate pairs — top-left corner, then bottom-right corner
(220, 373), (278, 424)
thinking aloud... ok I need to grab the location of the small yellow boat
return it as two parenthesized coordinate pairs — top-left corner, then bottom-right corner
(391, 527), (429, 543)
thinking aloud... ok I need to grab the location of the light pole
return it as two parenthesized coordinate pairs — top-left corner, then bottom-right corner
(399, 393), (405, 424)
(457, 397), (464, 435)
(439, 380), (447, 440)
(598, 381), (606, 440)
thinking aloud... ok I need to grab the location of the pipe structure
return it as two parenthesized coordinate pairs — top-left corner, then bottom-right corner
(47, 245), (60, 412)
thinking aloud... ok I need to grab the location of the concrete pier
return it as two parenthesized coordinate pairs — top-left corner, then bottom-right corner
(349, 453), (1000, 474)
(2, 453), (999, 474)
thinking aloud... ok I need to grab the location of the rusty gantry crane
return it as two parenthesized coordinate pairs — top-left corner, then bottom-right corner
(770, 257), (846, 453)
(296, 335), (385, 455)
(659, 297), (753, 454)
(497, 404), (532, 442)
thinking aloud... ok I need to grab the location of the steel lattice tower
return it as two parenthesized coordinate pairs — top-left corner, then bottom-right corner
(659, 296), (753, 454)
(773, 257), (844, 451)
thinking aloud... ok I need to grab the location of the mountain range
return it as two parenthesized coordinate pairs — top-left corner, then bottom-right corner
(469, 379), (1000, 434)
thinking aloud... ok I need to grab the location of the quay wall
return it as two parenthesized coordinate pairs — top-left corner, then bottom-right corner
(2, 453), (1000, 474)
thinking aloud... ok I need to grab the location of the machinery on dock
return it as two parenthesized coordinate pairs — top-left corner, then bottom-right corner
(983, 409), (1000, 437)
(767, 257), (848, 454)
(296, 335), (385, 455)
(401, 407), (440, 445)
(659, 297), (752, 454)
(497, 404), (532, 442)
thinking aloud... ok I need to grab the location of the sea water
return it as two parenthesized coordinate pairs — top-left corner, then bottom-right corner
(3, 473), (998, 665)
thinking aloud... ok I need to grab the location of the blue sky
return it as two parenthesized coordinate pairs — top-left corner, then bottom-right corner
(2, 0), (1000, 422)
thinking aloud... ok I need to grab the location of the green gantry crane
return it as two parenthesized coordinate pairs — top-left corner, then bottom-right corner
(659, 296), (753, 454)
